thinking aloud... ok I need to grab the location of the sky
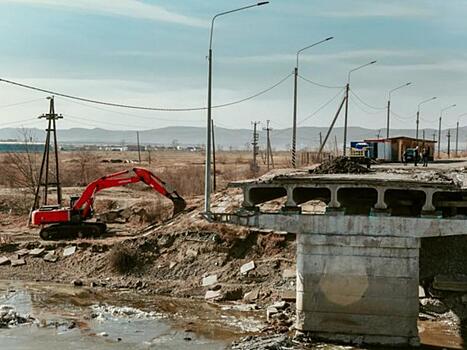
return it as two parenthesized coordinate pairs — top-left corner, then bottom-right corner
(1, 0), (467, 143)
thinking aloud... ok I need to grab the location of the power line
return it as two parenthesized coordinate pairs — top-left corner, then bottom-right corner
(298, 88), (345, 125)
(0, 73), (292, 112)
(349, 95), (384, 115)
(298, 74), (344, 89)
(0, 98), (44, 109)
(349, 89), (386, 110)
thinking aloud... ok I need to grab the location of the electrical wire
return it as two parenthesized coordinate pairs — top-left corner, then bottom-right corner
(0, 98), (44, 109)
(298, 74), (344, 89)
(0, 73), (292, 112)
(0, 118), (41, 127)
(349, 89), (386, 110)
(298, 87), (346, 125)
(349, 95), (384, 115)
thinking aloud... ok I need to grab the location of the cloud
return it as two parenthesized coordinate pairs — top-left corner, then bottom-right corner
(317, 1), (434, 18)
(0, 0), (207, 27)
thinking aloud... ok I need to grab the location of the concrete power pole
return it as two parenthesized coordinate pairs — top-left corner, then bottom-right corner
(456, 121), (459, 157)
(343, 83), (350, 156)
(447, 129), (451, 158)
(211, 119), (217, 192)
(438, 117), (442, 158)
(263, 120), (274, 171)
(251, 121), (260, 174)
(136, 131), (141, 163)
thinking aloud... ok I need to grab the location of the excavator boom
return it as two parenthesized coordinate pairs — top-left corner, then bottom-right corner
(31, 167), (186, 240)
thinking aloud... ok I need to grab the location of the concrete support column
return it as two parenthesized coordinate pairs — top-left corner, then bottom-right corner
(283, 186), (300, 212)
(297, 233), (420, 346)
(421, 188), (437, 215)
(326, 185), (342, 214)
(241, 186), (255, 209)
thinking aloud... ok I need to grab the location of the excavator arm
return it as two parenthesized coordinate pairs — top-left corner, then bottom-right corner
(72, 167), (186, 218)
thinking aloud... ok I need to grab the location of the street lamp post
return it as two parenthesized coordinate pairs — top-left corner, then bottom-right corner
(438, 104), (456, 158)
(204, 2), (269, 216)
(416, 97), (436, 140)
(291, 37), (333, 168)
(387, 82), (411, 139)
(343, 60), (376, 156)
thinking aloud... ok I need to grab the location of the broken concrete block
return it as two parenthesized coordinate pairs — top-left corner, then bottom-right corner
(271, 301), (287, 310)
(420, 298), (448, 314)
(240, 261), (255, 274)
(281, 290), (296, 302)
(29, 248), (45, 257)
(204, 290), (222, 300)
(419, 286), (426, 298)
(11, 258), (25, 267)
(169, 262), (177, 269)
(433, 275), (467, 292)
(63, 246), (77, 257)
(0, 257), (10, 266)
(282, 268), (296, 279)
(243, 289), (259, 302)
(266, 307), (279, 322)
(43, 253), (58, 263)
(202, 274), (218, 287)
(15, 249), (29, 257)
(186, 249), (198, 258)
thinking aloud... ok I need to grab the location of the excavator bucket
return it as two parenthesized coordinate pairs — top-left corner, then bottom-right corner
(172, 197), (186, 216)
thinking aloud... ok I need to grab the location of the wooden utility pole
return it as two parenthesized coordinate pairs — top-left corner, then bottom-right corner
(211, 119), (217, 191)
(263, 120), (274, 171)
(32, 96), (63, 211)
(251, 121), (260, 173)
(136, 131), (141, 163)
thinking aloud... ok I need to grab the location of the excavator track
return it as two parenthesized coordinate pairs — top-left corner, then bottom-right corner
(39, 222), (107, 240)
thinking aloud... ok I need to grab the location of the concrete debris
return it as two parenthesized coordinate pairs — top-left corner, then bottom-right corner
(204, 290), (222, 300)
(433, 274), (467, 292)
(310, 157), (372, 174)
(63, 246), (77, 257)
(282, 268), (295, 279)
(15, 249), (29, 257)
(29, 248), (45, 257)
(225, 304), (258, 312)
(240, 261), (255, 274)
(420, 298), (449, 314)
(271, 301), (287, 310)
(280, 290), (296, 302)
(266, 307), (279, 322)
(169, 262), (177, 269)
(0, 257), (10, 266)
(43, 253), (58, 263)
(91, 304), (163, 320)
(0, 305), (34, 328)
(419, 286), (426, 298)
(202, 274), (218, 287)
(10, 258), (25, 267)
(186, 248), (198, 258)
(243, 289), (259, 302)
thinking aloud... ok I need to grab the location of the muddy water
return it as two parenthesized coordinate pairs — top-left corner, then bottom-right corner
(0, 280), (264, 350)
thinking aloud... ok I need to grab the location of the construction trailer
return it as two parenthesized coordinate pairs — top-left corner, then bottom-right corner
(363, 136), (436, 162)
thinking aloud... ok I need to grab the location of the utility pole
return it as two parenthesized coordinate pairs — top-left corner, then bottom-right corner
(456, 121), (459, 157)
(147, 148), (151, 165)
(32, 96), (63, 212)
(388, 82), (411, 139)
(343, 83), (350, 156)
(136, 131), (141, 163)
(251, 121), (260, 174)
(263, 120), (274, 171)
(211, 119), (216, 191)
(447, 129), (451, 158)
(438, 117), (442, 158)
(422, 129), (425, 141)
(319, 132), (323, 150)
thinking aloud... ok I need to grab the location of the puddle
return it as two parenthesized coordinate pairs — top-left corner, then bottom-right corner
(0, 280), (264, 350)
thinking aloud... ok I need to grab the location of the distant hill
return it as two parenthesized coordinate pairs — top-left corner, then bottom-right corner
(0, 126), (465, 151)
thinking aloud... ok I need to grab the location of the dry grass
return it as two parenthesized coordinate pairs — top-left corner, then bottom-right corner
(108, 244), (141, 274)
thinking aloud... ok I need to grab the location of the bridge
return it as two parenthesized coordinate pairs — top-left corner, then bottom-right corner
(213, 170), (467, 346)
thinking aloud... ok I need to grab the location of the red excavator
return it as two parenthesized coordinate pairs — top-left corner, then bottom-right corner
(31, 167), (186, 240)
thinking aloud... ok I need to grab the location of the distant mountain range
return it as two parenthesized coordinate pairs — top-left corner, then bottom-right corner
(0, 126), (465, 151)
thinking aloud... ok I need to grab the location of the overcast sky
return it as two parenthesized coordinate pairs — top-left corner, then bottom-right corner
(1, 0), (466, 139)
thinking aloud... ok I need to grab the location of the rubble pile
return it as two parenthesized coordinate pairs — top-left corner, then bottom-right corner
(310, 157), (372, 174)
(0, 305), (34, 328)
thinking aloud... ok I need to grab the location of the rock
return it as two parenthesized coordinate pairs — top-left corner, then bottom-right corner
(169, 262), (177, 269)
(63, 246), (77, 257)
(10, 258), (25, 267)
(282, 268), (296, 279)
(29, 248), (45, 257)
(72, 279), (83, 287)
(266, 307), (279, 322)
(419, 286), (426, 298)
(97, 332), (108, 337)
(202, 274), (218, 287)
(420, 298), (449, 314)
(240, 261), (255, 274)
(43, 253), (58, 263)
(0, 257), (10, 266)
(204, 290), (222, 300)
(433, 274), (467, 292)
(281, 290), (296, 302)
(186, 248), (198, 258)
(243, 289), (259, 302)
(271, 301), (287, 310)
